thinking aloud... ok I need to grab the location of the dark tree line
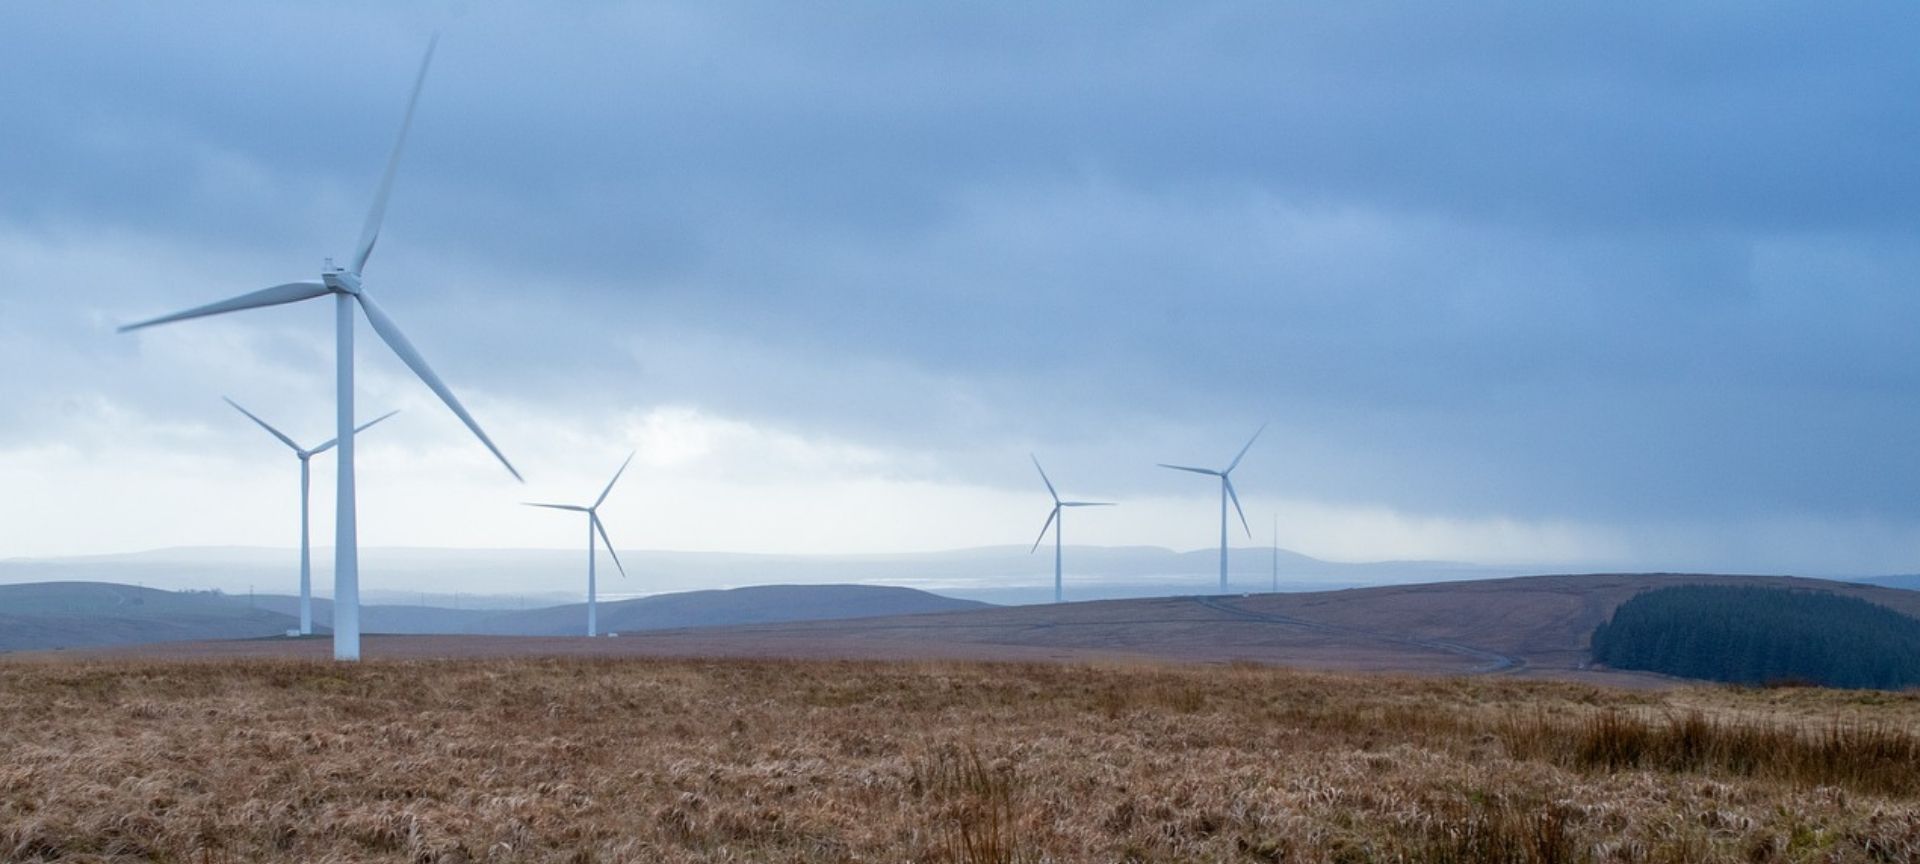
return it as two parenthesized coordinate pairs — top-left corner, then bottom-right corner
(1591, 585), (1920, 689)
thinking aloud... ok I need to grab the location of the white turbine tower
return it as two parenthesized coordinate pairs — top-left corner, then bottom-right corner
(525, 453), (634, 637)
(224, 397), (398, 635)
(1028, 455), (1114, 604)
(1158, 424), (1265, 594)
(1271, 513), (1280, 594)
(118, 38), (520, 660)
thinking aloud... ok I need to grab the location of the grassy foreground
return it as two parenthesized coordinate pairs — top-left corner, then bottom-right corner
(3, 658), (1919, 863)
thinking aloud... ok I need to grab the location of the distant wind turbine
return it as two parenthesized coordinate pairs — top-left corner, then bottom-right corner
(224, 397), (397, 635)
(118, 37), (520, 661)
(525, 453), (634, 637)
(1029, 455), (1114, 604)
(1271, 513), (1279, 594)
(1158, 424), (1265, 594)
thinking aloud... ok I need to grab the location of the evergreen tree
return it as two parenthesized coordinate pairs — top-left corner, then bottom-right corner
(1590, 585), (1920, 689)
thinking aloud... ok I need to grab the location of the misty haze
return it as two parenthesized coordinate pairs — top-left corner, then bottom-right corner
(5, 4), (1920, 861)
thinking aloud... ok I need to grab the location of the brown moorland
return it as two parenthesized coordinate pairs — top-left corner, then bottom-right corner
(673, 573), (1920, 683)
(45, 574), (1920, 690)
(4, 656), (1919, 863)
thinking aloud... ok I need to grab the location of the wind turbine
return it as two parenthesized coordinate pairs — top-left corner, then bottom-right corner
(525, 453), (633, 636)
(1158, 424), (1265, 594)
(118, 37), (520, 661)
(1028, 455), (1114, 604)
(224, 397), (397, 635)
(1271, 513), (1279, 594)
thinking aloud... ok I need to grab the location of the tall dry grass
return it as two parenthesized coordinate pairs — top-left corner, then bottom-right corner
(1, 657), (1918, 862)
(1497, 708), (1920, 797)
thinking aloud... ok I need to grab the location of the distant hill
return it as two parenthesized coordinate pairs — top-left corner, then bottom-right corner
(250, 595), (497, 634)
(484, 584), (991, 635)
(0, 582), (987, 651)
(0, 545), (1526, 603)
(1857, 574), (1920, 592)
(581, 572), (1920, 685)
(0, 582), (302, 652)
(28, 574), (1920, 690)
(257, 584), (988, 636)
(1593, 585), (1920, 688)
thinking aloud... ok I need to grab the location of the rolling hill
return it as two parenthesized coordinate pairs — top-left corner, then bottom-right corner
(16, 574), (1920, 690)
(0, 582), (302, 652)
(617, 572), (1920, 683)
(0, 544), (1525, 604)
(249, 583), (990, 635)
(0, 582), (987, 652)
(471, 584), (990, 635)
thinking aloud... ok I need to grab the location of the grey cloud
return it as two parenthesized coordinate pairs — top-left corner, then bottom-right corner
(5, 1), (1920, 560)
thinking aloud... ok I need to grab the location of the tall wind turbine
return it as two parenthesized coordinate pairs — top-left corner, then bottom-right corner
(118, 38), (520, 661)
(1158, 424), (1265, 594)
(224, 397), (398, 635)
(1028, 455), (1113, 604)
(525, 453), (633, 637)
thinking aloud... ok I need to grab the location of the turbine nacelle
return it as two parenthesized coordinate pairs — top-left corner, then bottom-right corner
(1156, 423), (1266, 539)
(223, 396), (398, 461)
(1028, 455), (1116, 554)
(524, 451), (636, 582)
(321, 269), (362, 295)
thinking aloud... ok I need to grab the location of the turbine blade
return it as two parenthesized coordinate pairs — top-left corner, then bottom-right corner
(1061, 501), (1116, 507)
(593, 513), (627, 578)
(1225, 477), (1251, 538)
(1157, 463), (1221, 476)
(1225, 422), (1268, 473)
(352, 35), (437, 276)
(594, 451), (636, 509)
(357, 292), (521, 481)
(119, 282), (329, 332)
(523, 502), (589, 512)
(355, 409), (401, 435)
(222, 397), (300, 453)
(1030, 454), (1059, 503)
(308, 409), (400, 455)
(1029, 506), (1059, 554)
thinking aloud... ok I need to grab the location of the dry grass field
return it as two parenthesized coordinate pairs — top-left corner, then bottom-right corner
(4, 657), (1920, 863)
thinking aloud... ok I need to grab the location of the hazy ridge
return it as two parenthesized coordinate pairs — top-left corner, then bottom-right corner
(0, 582), (988, 652)
(0, 544), (1528, 605)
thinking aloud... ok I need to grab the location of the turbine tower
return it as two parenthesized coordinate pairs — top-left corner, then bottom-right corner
(1271, 513), (1279, 594)
(118, 38), (520, 660)
(224, 397), (397, 635)
(1158, 424), (1265, 594)
(525, 453), (634, 636)
(1028, 455), (1114, 604)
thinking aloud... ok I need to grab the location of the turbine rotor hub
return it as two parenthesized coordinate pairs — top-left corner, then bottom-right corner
(321, 269), (362, 295)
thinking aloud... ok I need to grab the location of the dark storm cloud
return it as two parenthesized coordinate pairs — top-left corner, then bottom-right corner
(5, 1), (1920, 535)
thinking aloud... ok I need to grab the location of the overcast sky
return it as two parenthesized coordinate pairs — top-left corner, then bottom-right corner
(3, 2), (1919, 576)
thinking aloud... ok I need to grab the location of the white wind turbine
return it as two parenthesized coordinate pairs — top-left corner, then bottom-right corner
(1029, 455), (1114, 604)
(1158, 424), (1265, 594)
(224, 397), (398, 635)
(1271, 513), (1280, 594)
(525, 453), (634, 637)
(118, 38), (520, 660)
